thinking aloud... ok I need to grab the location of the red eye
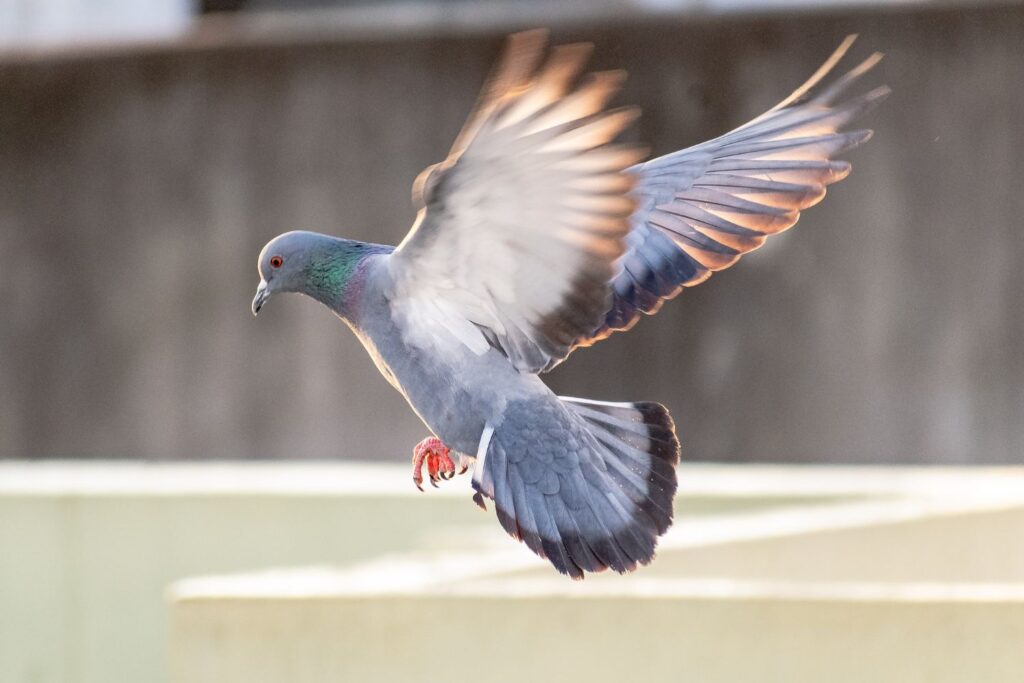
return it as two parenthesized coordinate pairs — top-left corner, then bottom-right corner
(270, 255), (283, 269)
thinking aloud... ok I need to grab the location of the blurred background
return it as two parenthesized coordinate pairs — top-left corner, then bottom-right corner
(2, 0), (1021, 466)
(1, 2), (1023, 683)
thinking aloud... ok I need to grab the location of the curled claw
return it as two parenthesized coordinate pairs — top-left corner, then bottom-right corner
(426, 449), (440, 483)
(438, 457), (455, 481)
(411, 436), (461, 491)
(412, 448), (426, 491)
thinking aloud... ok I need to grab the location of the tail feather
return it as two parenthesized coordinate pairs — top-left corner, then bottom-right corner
(474, 395), (681, 579)
(563, 397), (681, 535)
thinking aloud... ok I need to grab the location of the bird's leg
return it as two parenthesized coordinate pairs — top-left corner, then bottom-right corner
(411, 437), (457, 491)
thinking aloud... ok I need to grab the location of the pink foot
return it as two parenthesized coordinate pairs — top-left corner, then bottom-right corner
(412, 437), (456, 491)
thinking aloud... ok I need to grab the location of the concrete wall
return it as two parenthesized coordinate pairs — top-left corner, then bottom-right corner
(171, 592), (1024, 683)
(166, 469), (1024, 683)
(1, 459), (864, 683)
(0, 462), (493, 683)
(1, 5), (1021, 463)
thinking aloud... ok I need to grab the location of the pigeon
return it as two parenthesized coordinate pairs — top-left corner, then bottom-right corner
(252, 31), (888, 579)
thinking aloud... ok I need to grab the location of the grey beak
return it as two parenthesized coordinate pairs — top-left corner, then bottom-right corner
(252, 280), (269, 316)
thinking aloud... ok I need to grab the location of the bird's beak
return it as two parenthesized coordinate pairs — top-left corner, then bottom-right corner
(252, 280), (270, 316)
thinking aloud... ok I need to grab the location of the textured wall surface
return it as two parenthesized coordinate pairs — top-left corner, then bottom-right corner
(1, 6), (1021, 463)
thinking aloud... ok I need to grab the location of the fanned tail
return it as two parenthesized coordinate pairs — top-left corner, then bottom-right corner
(473, 395), (680, 579)
(562, 396), (681, 538)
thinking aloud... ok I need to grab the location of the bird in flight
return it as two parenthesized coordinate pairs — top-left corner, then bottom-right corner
(252, 31), (887, 579)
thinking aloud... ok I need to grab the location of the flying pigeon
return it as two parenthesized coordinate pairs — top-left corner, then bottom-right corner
(252, 31), (887, 579)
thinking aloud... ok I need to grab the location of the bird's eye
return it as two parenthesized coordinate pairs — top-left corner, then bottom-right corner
(270, 255), (284, 269)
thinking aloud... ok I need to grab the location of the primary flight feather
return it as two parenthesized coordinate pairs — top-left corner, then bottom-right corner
(252, 31), (888, 579)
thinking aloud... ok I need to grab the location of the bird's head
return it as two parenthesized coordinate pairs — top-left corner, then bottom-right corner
(252, 231), (320, 315)
(252, 231), (381, 316)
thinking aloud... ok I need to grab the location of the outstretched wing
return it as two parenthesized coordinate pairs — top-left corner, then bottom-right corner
(573, 36), (890, 349)
(386, 30), (643, 372)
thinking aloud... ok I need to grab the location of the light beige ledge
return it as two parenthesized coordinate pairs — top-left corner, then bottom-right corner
(3, 461), (1022, 682)
(166, 465), (1024, 683)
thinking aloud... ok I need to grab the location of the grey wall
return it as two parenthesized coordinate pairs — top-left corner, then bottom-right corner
(1, 5), (1021, 464)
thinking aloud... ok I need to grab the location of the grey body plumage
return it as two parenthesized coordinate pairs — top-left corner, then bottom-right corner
(354, 257), (531, 456)
(253, 32), (886, 578)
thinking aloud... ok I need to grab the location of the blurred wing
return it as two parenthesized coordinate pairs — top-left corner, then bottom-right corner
(575, 36), (890, 348)
(387, 31), (643, 372)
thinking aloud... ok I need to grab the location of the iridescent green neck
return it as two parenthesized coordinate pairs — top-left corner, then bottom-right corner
(302, 239), (390, 311)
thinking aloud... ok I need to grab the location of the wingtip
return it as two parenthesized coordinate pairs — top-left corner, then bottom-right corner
(492, 28), (550, 92)
(871, 84), (893, 100)
(548, 40), (595, 69)
(754, 34), (862, 119)
(808, 49), (888, 108)
(838, 33), (859, 53)
(613, 104), (643, 127)
(506, 28), (549, 50)
(857, 84), (893, 115)
(852, 128), (874, 146)
(826, 160), (853, 184)
(858, 51), (886, 74)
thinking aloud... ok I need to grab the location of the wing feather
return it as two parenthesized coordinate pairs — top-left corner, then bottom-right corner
(388, 31), (642, 371)
(571, 36), (888, 350)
